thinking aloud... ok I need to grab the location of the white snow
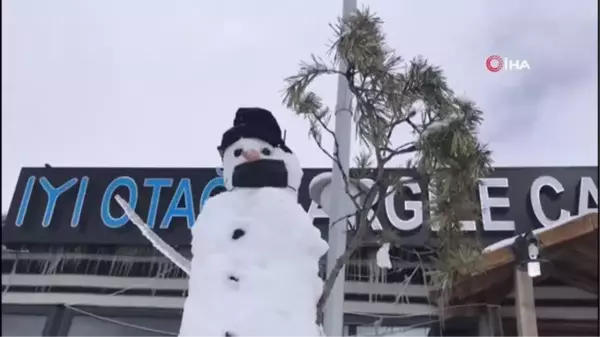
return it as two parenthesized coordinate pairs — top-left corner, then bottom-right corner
(375, 242), (392, 269)
(179, 187), (328, 336)
(482, 211), (597, 253)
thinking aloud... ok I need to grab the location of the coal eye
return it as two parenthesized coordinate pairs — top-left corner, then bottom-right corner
(261, 148), (271, 156)
(233, 148), (243, 157)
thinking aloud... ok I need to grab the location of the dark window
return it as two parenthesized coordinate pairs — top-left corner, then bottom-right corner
(67, 315), (181, 336)
(2, 314), (48, 336)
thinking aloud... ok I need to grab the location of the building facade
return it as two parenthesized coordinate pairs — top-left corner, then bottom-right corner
(2, 166), (598, 336)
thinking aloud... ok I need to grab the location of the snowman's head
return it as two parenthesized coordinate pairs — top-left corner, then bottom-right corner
(218, 108), (303, 193)
(221, 137), (302, 193)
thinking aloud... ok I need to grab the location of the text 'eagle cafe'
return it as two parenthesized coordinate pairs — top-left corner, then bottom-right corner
(10, 170), (598, 236)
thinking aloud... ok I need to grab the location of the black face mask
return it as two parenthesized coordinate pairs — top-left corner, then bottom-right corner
(231, 159), (289, 189)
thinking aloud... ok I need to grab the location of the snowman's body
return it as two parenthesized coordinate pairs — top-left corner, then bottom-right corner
(179, 121), (328, 336)
(115, 108), (328, 336)
(179, 187), (327, 336)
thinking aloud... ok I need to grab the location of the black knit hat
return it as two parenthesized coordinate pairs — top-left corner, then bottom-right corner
(218, 107), (292, 156)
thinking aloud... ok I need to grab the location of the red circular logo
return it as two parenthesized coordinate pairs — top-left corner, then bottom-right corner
(486, 55), (503, 72)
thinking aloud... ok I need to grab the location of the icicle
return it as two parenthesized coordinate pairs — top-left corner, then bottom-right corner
(114, 195), (191, 275)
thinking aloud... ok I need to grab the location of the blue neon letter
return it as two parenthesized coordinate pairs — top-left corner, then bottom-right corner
(40, 177), (78, 227)
(161, 178), (195, 229)
(101, 176), (138, 228)
(71, 176), (89, 227)
(143, 178), (173, 228)
(15, 176), (37, 227)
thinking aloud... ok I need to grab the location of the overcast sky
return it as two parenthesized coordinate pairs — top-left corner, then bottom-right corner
(2, 0), (598, 212)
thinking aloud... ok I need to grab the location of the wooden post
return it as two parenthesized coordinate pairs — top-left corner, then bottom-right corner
(478, 306), (504, 336)
(478, 311), (493, 336)
(514, 268), (538, 336)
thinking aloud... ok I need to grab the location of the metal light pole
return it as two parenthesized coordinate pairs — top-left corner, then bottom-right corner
(323, 0), (357, 335)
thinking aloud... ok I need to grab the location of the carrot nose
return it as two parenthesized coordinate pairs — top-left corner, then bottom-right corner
(242, 149), (260, 162)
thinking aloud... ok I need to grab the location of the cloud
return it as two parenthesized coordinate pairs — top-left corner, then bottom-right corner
(367, 0), (597, 166)
(1, 0), (597, 212)
(475, 0), (598, 166)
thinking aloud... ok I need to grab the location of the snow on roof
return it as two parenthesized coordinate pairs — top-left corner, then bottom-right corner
(482, 210), (598, 253)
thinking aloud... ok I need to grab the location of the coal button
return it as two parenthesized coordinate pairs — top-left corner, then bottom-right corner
(232, 229), (245, 240)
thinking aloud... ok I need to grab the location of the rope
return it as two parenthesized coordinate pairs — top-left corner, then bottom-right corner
(60, 265), (180, 335)
(6, 251), (499, 335)
(64, 305), (177, 336)
(38, 267), (498, 337)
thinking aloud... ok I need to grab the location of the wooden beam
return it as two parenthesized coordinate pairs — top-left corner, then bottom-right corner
(483, 212), (599, 274)
(549, 229), (599, 264)
(436, 268), (514, 319)
(459, 269), (515, 307)
(457, 266), (513, 301)
(484, 274), (516, 305)
(514, 268), (539, 336)
(550, 261), (599, 294)
(553, 249), (599, 278)
(432, 265), (512, 306)
(436, 213), (598, 304)
(538, 213), (598, 248)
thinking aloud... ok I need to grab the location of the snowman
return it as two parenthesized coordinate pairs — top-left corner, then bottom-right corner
(116, 108), (328, 336)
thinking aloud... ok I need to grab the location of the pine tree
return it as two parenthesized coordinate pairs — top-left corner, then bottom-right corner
(283, 7), (493, 323)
